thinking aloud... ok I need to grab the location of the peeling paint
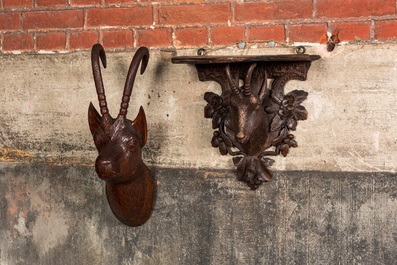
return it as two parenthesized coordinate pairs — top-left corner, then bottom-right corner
(0, 148), (33, 162)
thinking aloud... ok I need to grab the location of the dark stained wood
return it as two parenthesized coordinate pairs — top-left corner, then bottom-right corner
(171, 54), (321, 64)
(172, 54), (320, 189)
(88, 44), (154, 226)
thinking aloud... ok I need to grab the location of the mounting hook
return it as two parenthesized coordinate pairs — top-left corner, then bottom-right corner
(197, 48), (207, 56)
(296, 46), (306, 54)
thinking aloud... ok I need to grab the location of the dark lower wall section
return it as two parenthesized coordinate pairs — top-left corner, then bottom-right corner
(1, 163), (397, 265)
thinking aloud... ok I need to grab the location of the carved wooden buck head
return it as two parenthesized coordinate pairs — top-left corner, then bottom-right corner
(88, 44), (154, 227)
(225, 63), (269, 156)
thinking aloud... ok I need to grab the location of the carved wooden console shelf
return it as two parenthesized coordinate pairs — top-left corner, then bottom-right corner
(172, 54), (320, 190)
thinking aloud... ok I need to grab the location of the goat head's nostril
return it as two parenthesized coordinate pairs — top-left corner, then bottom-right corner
(95, 159), (115, 180)
(236, 135), (243, 140)
(95, 159), (113, 173)
(236, 132), (244, 139)
(96, 159), (111, 166)
(235, 133), (248, 144)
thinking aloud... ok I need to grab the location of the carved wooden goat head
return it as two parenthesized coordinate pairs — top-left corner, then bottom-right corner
(225, 63), (269, 156)
(88, 44), (154, 227)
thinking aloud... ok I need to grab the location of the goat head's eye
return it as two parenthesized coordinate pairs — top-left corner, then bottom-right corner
(93, 128), (108, 151)
(127, 138), (137, 149)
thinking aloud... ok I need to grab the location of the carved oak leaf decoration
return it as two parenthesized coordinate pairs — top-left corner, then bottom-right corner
(233, 156), (274, 190)
(267, 90), (308, 132)
(204, 92), (227, 129)
(204, 92), (222, 118)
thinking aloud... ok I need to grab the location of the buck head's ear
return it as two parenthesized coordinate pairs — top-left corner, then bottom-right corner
(132, 106), (147, 146)
(88, 102), (102, 135)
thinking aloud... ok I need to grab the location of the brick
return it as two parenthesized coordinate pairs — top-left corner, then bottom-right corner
(138, 28), (172, 47)
(105, 0), (138, 4)
(3, 32), (33, 51)
(332, 22), (371, 41)
(317, 0), (395, 18)
(172, 0), (208, 3)
(23, 10), (84, 29)
(211, 26), (245, 46)
(248, 25), (285, 42)
(3, 0), (33, 9)
(288, 23), (327, 43)
(175, 28), (207, 47)
(235, 0), (312, 23)
(375, 20), (397, 40)
(69, 31), (99, 50)
(158, 4), (230, 26)
(36, 0), (67, 7)
(70, 0), (100, 6)
(36, 32), (66, 50)
(102, 30), (133, 48)
(0, 13), (20, 30)
(87, 7), (152, 27)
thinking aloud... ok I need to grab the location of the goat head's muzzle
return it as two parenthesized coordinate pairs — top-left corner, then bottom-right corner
(95, 158), (119, 181)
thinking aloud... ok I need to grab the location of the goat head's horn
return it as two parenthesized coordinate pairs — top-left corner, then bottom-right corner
(119, 47), (150, 116)
(243, 63), (257, 96)
(258, 70), (268, 103)
(225, 64), (239, 95)
(91, 44), (109, 115)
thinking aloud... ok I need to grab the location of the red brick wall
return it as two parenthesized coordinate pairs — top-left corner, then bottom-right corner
(0, 0), (396, 53)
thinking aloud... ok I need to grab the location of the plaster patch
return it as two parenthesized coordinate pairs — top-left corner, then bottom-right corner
(168, 95), (178, 108)
(31, 208), (69, 256)
(374, 131), (380, 151)
(131, 244), (157, 265)
(30, 182), (70, 256)
(14, 212), (29, 236)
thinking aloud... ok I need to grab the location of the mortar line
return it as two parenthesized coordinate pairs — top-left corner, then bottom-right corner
(370, 20), (375, 40)
(230, 1), (235, 26)
(312, 0), (317, 18)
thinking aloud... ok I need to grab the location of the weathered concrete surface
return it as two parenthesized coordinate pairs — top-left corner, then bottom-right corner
(1, 44), (397, 172)
(1, 44), (397, 264)
(1, 163), (397, 265)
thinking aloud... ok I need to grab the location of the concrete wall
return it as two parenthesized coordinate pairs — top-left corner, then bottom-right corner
(1, 44), (397, 171)
(1, 44), (397, 264)
(2, 164), (397, 265)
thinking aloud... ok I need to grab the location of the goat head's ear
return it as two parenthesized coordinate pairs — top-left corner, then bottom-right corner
(132, 106), (147, 146)
(88, 102), (102, 135)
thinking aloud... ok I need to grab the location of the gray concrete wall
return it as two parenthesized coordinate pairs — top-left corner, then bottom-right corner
(1, 44), (397, 264)
(2, 164), (397, 265)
